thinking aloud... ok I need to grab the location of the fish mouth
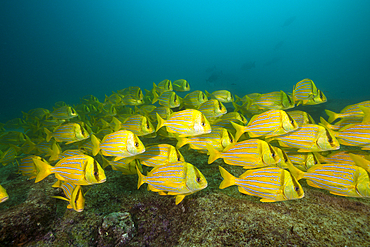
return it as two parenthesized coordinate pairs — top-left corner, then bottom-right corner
(100, 178), (107, 183)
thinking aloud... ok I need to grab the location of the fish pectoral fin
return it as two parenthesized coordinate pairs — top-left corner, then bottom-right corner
(306, 180), (322, 189)
(51, 196), (70, 202)
(260, 198), (276, 202)
(175, 195), (186, 205)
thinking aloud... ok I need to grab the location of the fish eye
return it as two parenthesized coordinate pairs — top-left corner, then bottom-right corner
(196, 177), (201, 182)
(201, 122), (205, 127)
(272, 152), (275, 158)
(295, 187), (300, 191)
(135, 142), (139, 147)
(94, 171), (98, 176)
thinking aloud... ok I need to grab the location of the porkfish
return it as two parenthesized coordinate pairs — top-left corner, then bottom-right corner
(231, 109), (298, 141)
(91, 130), (145, 160)
(34, 154), (106, 185)
(292, 78), (327, 106)
(219, 166), (304, 202)
(136, 162), (208, 205)
(156, 109), (211, 137)
(287, 154), (370, 198)
(206, 139), (280, 169)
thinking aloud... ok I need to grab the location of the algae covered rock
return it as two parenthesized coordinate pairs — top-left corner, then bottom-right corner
(97, 211), (135, 246)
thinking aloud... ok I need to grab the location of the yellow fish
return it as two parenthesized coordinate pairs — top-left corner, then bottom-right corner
(136, 161), (208, 205)
(284, 151), (320, 172)
(50, 106), (78, 120)
(104, 93), (122, 105)
(126, 144), (184, 167)
(148, 106), (173, 123)
(292, 78), (326, 105)
(34, 155), (106, 185)
(206, 139), (280, 169)
(219, 166), (304, 202)
(172, 79), (190, 92)
(315, 150), (369, 165)
(331, 121), (370, 150)
(157, 91), (181, 108)
(153, 79), (173, 95)
(205, 90), (234, 103)
(52, 181), (85, 212)
(198, 99), (227, 122)
(287, 110), (315, 126)
(45, 123), (90, 144)
(231, 109), (298, 141)
(182, 90), (208, 109)
(0, 147), (18, 166)
(325, 101), (370, 123)
(91, 130), (145, 160)
(267, 124), (340, 152)
(18, 155), (47, 179)
(119, 115), (155, 136)
(117, 86), (144, 101)
(120, 94), (144, 106)
(176, 127), (234, 153)
(287, 154), (370, 198)
(0, 185), (8, 203)
(212, 112), (248, 131)
(156, 109), (211, 137)
(101, 156), (143, 175)
(320, 116), (363, 131)
(250, 91), (294, 111)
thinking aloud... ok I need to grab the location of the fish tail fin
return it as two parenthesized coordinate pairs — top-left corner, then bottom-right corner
(206, 143), (221, 164)
(324, 109), (338, 123)
(349, 153), (370, 171)
(319, 117), (332, 129)
(136, 165), (145, 189)
(359, 105), (370, 123)
(176, 137), (189, 149)
(49, 142), (61, 162)
(219, 166), (236, 189)
(232, 102), (241, 112)
(44, 128), (52, 142)
(204, 90), (211, 98)
(91, 134), (101, 156)
(156, 113), (165, 132)
(286, 158), (305, 180)
(151, 89), (158, 104)
(231, 121), (246, 141)
(33, 158), (53, 183)
(111, 117), (122, 132)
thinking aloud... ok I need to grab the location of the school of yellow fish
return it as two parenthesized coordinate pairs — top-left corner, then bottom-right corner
(1, 78), (370, 211)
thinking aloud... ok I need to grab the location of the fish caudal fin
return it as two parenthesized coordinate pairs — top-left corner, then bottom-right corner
(136, 165), (145, 189)
(206, 143), (221, 164)
(218, 166), (236, 189)
(231, 121), (246, 141)
(91, 134), (100, 156)
(155, 113), (165, 132)
(286, 159), (305, 180)
(325, 109), (338, 123)
(176, 137), (189, 149)
(44, 128), (53, 142)
(33, 158), (53, 183)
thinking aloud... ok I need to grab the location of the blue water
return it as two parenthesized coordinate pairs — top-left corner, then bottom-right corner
(1, 0), (369, 122)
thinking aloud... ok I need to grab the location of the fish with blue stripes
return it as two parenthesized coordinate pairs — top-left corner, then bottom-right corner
(156, 109), (211, 137)
(136, 161), (207, 204)
(18, 155), (47, 179)
(52, 181), (85, 212)
(231, 109), (298, 141)
(118, 114), (155, 136)
(157, 91), (181, 108)
(331, 119), (370, 150)
(267, 124), (340, 152)
(153, 79), (173, 95)
(33, 154), (106, 185)
(292, 78), (327, 105)
(219, 166), (304, 202)
(287, 110), (315, 126)
(127, 144), (184, 167)
(182, 90), (208, 109)
(91, 130), (145, 160)
(205, 90), (234, 103)
(198, 99), (227, 122)
(325, 101), (370, 123)
(176, 127), (234, 153)
(172, 79), (190, 92)
(102, 156), (143, 175)
(206, 139), (280, 169)
(251, 91), (295, 111)
(44, 123), (90, 144)
(0, 185), (9, 203)
(50, 106), (78, 120)
(287, 154), (370, 197)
